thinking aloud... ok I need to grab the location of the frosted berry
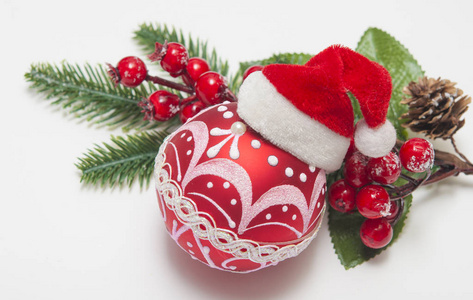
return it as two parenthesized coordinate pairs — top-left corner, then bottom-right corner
(344, 152), (371, 188)
(243, 65), (264, 80)
(149, 42), (189, 77)
(356, 185), (391, 219)
(186, 58), (211, 82)
(195, 72), (228, 106)
(139, 90), (180, 121)
(161, 42), (188, 77)
(367, 152), (401, 184)
(344, 138), (357, 160)
(399, 138), (435, 173)
(360, 218), (393, 249)
(385, 200), (400, 223)
(107, 56), (147, 88)
(179, 100), (205, 123)
(328, 179), (356, 213)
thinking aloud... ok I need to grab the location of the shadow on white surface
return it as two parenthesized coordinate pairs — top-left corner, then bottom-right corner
(163, 229), (322, 299)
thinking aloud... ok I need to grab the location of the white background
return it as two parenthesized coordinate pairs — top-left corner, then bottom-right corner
(2, 0), (473, 299)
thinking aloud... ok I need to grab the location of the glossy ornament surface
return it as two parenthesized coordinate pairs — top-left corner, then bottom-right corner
(154, 102), (326, 272)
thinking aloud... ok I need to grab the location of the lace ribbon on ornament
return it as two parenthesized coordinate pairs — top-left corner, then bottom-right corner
(154, 151), (325, 265)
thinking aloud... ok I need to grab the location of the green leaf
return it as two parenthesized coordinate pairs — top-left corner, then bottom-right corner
(356, 27), (425, 139)
(25, 62), (175, 132)
(133, 23), (230, 78)
(75, 131), (167, 188)
(328, 195), (412, 269)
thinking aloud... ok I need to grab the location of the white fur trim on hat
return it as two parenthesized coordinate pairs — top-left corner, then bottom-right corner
(237, 71), (351, 173)
(354, 119), (396, 158)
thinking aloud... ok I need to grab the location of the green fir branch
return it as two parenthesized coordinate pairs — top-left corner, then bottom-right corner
(239, 52), (313, 69)
(25, 62), (173, 132)
(76, 131), (168, 188)
(232, 52), (313, 93)
(134, 23), (230, 77)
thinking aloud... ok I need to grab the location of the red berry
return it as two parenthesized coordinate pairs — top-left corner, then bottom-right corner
(344, 152), (371, 188)
(328, 179), (356, 213)
(195, 72), (228, 106)
(180, 100), (205, 123)
(146, 90), (180, 121)
(243, 65), (264, 80)
(356, 185), (391, 219)
(399, 138), (435, 173)
(186, 58), (211, 82)
(367, 152), (401, 184)
(161, 42), (189, 77)
(360, 218), (393, 249)
(109, 56), (147, 88)
(344, 138), (357, 160)
(385, 200), (400, 223)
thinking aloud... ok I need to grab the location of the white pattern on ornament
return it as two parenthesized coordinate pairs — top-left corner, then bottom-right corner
(170, 219), (225, 270)
(188, 192), (237, 229)
(154, 119), (326, 268)
(221, 257), (270, 272)
(207, 121), (247, 160)
(168, 142), (182, 182)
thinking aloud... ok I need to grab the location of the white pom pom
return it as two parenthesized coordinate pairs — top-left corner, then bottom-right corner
(354, 119), (396, 158)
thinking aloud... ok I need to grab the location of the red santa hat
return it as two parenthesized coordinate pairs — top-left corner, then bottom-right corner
(237, 45), (396, 173)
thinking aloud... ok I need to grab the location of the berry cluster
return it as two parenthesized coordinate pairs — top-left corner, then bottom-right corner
(328, 137), (435, 249)
(107, 41), (237, 123)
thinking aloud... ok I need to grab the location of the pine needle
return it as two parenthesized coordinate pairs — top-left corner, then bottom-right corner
(25, 62), (166, 131)
(76, 131), (168, 188)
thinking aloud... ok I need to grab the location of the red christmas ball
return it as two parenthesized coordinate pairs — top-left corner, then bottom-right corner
(154, 102), (326, 272)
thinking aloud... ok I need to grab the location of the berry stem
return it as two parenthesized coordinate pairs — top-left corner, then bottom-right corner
(388, 199), (404, 226)
(223, 88), (238, 102)
(145, 74), (194, 94)
(181, 70), (195, 87)
(385, 139), (473, 200)
(450, 137), (473, 166)
(387, 169), (431, 200)
(426, 149), (473, 183)
(180, 95), (197, 107)
(399, 173), (419, 185)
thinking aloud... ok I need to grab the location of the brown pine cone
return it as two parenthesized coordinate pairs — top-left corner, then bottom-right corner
(400, 77), (471, 140)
